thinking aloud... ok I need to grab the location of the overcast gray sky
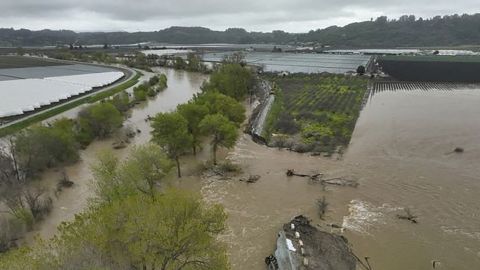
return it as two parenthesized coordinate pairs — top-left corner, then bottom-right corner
(1, 0), (479, 32)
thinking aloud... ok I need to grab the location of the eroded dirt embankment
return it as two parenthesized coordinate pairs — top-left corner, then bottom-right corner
(267, 215), (356, 270)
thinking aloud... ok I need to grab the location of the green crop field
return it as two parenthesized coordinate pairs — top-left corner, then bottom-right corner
(0, 56), (68, 69)
(262, 73), (369, 154)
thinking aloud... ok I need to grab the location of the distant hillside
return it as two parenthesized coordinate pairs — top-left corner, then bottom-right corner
(1, 13), (480, 48)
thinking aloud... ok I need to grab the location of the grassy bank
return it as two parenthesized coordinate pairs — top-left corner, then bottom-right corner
(261, 73), (369, 154)
(0, 71), (142, 138)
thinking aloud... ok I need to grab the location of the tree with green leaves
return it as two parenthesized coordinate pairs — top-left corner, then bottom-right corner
(194, 92), (245, 126)
(151, 112), (193, 178)
(109, 91), (131, 113)
(202, 63), (253, 100)
(186, 53), (206, 72)
(0, 190), (229, 270)
(177, 102), (209, 155)
(12, 119), (79, 179)
(91, 149), (122, 204)
(356, 65), (366, 75)
(133, 83), (149, 101)
(199, 114), (239, 165)
(173, 56), (187, 69)
(91, 144), (173, 203)
(76, 102), (123, 144)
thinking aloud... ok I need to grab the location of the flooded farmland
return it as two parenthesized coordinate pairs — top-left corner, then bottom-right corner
(196, 85), (480, 270)
(22, 69), (480, 270)
(343, 87), (480, 269)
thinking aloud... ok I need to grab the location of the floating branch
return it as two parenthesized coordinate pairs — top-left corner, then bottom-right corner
(396, 208), (418, 224)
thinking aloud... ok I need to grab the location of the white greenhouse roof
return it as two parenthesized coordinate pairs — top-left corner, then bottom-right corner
(0, 71), (124, 118)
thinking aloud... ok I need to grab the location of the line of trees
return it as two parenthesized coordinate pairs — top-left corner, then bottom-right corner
(133, 74), (168, 102)
(3, 13), (480, 47)
(151, 61), (253, 177)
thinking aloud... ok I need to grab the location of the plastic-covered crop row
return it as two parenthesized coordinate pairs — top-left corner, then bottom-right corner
(0, 72), (124, 118)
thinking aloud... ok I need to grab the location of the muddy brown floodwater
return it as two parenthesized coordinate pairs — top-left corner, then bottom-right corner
(25, 72), (480, 270)
(198, 88), (480, 270)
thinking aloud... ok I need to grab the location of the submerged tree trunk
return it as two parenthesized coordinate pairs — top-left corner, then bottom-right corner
(175, 156), (181, 178)
(213, 143), (218, 165)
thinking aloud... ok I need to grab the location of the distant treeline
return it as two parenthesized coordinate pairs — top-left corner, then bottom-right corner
(2, 13), (480, 47)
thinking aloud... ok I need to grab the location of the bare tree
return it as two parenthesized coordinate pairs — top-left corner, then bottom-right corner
(23, 188), (52, 220)
(0, 137), (23, 186)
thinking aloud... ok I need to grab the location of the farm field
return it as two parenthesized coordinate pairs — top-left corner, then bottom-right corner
(378, 55), (480, 82)
(0, 63), (117, 81)
(372, 81), (480, 93)
(380, 55), (480, 62)
(0, 55), (68, 68)
(203, 52), (371, 73)
(326, 49), (480, 56)
(262, 73), (369, 153)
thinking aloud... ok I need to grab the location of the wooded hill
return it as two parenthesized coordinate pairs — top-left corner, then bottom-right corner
(2, 13), (480, 48)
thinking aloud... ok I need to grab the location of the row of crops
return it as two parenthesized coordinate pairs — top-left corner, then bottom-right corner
(372, 81), (480, 93)
(262, 73), (369, 154)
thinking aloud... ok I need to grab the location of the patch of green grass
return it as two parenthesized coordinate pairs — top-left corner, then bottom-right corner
(261, 87), (283, 140)
(0, 71), (141, 138)
(261, 73), (368, 152)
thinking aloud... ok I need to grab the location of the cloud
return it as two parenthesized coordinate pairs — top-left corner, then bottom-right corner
(1, 0), (479, 32)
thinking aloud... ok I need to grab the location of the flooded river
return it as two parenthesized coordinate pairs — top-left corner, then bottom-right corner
(203, 88), (480, 270)
(28, 67), (208, 240)
(26, 71), (480, 270)
(342, 89), (480, 269)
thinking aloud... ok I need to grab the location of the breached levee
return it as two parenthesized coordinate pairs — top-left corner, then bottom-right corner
(246, 79), (273, 144)
(266, 216), (356, 270)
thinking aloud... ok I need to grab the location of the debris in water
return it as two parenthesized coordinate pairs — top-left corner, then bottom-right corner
(446, 147), (465, 155)
(239, 175), (261, 183)
(286, 170), (358, 187)
(286, 169), (323, 180)
(396, 208), (418, 224)
(317, 196), (329, 220)
(321, 177), (359, 188)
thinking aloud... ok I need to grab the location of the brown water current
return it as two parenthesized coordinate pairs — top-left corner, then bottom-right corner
(24, 72), (480, 270)
(199, 88), (480, 270)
